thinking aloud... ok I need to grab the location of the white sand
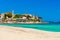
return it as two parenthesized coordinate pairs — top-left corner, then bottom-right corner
(0, 26), (60, 40)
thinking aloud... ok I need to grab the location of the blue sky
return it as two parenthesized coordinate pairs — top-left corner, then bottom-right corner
(0, 0), (60, 21)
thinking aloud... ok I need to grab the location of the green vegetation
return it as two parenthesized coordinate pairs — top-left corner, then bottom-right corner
(23, 14), (32, 20)
(2, 12), (42, 22)
(7, 12), (12, 18)
(13, 14), (22, 18)
(38, 17), (42, 19)
(3, 13), (8, 21)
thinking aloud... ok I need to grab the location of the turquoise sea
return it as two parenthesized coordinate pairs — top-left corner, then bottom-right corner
(0, 23), (60, 32)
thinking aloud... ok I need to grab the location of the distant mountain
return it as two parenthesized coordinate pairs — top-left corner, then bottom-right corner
(46, 21), (60, 24)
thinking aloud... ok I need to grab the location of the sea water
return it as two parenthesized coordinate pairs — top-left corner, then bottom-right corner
(0, 23), (60, 32)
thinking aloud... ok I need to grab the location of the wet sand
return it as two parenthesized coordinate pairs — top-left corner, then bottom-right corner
(0, 26), (60, 40)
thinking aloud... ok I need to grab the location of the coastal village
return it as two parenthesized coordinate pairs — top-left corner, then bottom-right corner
(0, 10), (42, 23)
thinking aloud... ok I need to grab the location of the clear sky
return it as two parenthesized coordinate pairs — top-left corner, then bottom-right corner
(0, 0), (60, 21)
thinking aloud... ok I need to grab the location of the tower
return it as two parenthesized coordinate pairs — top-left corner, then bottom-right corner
(12, 10), (14, 18)
(12, 10), (14, 15)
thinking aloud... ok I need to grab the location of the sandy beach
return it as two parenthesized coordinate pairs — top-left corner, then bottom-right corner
(0, 26), (60, 40)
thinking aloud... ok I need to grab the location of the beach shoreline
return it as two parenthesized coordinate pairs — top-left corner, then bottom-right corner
(0, 26), (60, 40)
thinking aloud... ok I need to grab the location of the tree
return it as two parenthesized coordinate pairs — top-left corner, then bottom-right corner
(26, 15), (32, 20)
(13, 14), (22, 18)
(2, 13), (8, 22)
(38, 17), (42, 19)
(7, 12), (12, 18)
(38, 17), (42, 22)
(2, 12), (12, 22)
(22, 14), (32, 20)
(4, 14), (7, 19)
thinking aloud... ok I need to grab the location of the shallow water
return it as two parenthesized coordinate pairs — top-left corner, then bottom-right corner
(0, 23), (60, 32)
